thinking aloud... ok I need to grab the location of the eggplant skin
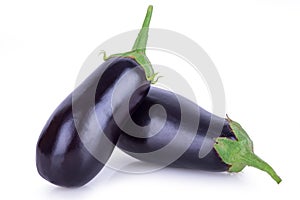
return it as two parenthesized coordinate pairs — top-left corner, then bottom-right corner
(36, 57), (150, 187)
(117, 87), (235, 172)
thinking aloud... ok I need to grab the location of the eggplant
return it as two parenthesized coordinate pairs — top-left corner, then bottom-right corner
(36, 6), (157, 187)
(117, 87), (282, 183)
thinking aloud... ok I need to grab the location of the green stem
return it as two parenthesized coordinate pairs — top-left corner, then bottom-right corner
(132, 5), (153, 53)
(103, 5), (157, 83)
(214, 117), (282, 184)
(241, 153), (282, 184)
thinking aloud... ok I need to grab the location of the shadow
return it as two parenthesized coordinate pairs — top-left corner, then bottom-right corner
(44, 166), (118, 198)
(46, 184), (92, 199)
(45, 152), (247, 195)
(99, 159), (246, 185)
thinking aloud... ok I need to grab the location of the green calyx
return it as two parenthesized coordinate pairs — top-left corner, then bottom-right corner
(214, 115), (282, 184)
(101, 5), (158, 84)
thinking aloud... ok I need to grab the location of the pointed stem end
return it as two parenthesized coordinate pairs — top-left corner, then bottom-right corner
(103, 5), (156, 83)
(214, 117), (282, 184)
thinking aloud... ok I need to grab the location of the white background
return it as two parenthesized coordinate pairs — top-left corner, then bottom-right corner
(0, 0), (299, 199)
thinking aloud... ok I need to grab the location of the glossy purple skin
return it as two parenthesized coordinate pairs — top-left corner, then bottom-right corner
(117, 87), (235, 172)
(36, 57), (150, 187)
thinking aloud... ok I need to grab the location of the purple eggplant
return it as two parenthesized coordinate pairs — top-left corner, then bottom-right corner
(117, 87), (282, 183)
(36, 6), (156, 187)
